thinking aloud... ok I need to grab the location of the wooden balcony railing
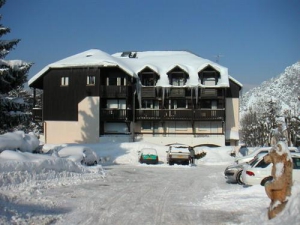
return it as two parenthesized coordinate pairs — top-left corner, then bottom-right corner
(141, 87), (156, 98)
(100, 86), (131, 98)
(169, 88), (185, 97)
(32, 108), (42, 122)
(33, 108), (224, 122)
(135, 109), (225, 121)
(100, 109), (132, 121)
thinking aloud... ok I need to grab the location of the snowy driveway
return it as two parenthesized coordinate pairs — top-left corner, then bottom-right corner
(45, 165), (243, 225)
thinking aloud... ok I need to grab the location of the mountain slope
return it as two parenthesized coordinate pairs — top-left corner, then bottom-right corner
(240, 61), (300, 116)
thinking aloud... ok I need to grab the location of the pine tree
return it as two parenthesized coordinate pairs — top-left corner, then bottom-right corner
(0, 0), (33, 133)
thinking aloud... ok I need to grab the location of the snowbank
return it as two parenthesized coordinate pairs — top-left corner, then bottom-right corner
(0, 131), (39, 152)
(0, 139), (299, 224)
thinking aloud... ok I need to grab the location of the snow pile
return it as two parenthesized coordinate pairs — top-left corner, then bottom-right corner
(196, 146), (234, 165)
(0, 131), (39, 152)
(0, 138), (299, 224)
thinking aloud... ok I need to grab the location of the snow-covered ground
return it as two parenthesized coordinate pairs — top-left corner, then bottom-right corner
(0, 139), (299, 224)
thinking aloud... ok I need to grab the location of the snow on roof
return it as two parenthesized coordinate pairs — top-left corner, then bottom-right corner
(29, 49), (233, 88)
(28, 49), (134, 86)
(113, 50), (230, 88)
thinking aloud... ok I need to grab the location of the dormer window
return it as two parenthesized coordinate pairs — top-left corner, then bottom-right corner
(198, 66), (220, 85)
(203, 77), (216, 85)
(167, 66), (188, 86)
(138, 67), (159, 86)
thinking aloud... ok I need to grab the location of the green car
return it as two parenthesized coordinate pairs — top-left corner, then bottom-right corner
(138, 148), (159, 164)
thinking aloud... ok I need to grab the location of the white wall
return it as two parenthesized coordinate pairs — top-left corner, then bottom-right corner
(44, 97), (100, 144)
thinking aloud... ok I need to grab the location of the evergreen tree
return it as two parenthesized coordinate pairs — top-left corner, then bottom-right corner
(0, 0), (33, 133)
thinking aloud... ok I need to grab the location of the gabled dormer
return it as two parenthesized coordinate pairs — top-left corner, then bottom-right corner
(167, 66), (189, 86)
(138, 67), (159, 86)
(198, 65), (220, 86)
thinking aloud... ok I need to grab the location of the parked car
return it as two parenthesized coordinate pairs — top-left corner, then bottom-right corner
(166, 144), (190, 165)
(58, 146), (99, 166)
(138, 148), (159, 164)
(241, 153), (300, 186)
(224, 152), (268, 185)
(234, 146), (298, 164)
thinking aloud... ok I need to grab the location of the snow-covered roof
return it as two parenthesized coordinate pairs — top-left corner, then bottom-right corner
(28, 49), (134, 86)
(29, 49), (235, 88)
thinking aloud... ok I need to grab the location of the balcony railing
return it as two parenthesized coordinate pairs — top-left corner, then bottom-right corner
(135, 109), (225, 121)
(169, 88), (185, 97)
(100, 109), (132, 121)
(141, 87), (156, 98)
(32, 108), (42, 122)
(33, 108), (224, 122)
(100, 86), (131, 98)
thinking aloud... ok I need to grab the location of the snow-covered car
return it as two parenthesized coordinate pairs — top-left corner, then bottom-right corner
(166, 144), (190, 165)
(58, 146), (99, 166)
(241, 153), (300, 186)
(234, 146), (298, 164)
(138, 148), (159, 164)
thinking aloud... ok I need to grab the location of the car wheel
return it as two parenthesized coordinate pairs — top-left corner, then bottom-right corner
(236, 170), (244, 185)
(169, 160), (173, 165)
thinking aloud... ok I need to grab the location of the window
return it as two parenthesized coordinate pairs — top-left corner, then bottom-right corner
(138, 68), (158, 86)
(142, 121), (152, 130)
(176, 100), (187, 109)
(142, 100), (153, 109)
(107, 77), (122, 86)
(61, 77), (69, 86)
(107, 99), (126, 109)
(255, 159), (270, 168)
(87, 75), (95, 85)
(167, 67), (187, 86)
(172, 77), (185, 86)
(203, 77), (216, 85)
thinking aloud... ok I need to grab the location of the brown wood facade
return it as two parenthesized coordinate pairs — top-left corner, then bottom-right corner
(31, 65), (241, 137)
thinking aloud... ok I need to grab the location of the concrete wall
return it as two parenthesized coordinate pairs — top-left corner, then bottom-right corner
(225, 98), (240, 142)
(135, 134), (225, 147)
(44, 97), (99, 144)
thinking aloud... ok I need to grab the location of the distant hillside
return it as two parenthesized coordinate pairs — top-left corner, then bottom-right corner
(240, 61), (300, 116)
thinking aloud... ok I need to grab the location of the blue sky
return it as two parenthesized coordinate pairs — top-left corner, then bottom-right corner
(2, 0), (300, 92)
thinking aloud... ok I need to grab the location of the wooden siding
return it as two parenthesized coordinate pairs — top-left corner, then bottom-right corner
(226, 80), (241, 98)
(43, 67), (133, 121)
(43, 68), (100, 121)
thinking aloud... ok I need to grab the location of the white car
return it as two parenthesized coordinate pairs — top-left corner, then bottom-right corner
(58, 146), (99, 166)
(166, 144), (191, 165)
(242, 153), (300, 186)
(234, 146), (298, 164)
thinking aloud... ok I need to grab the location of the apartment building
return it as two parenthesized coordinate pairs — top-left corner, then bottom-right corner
(29, 49), (242, 146)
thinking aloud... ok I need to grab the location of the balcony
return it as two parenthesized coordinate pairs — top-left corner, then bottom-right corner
(101, 109), (132, 121)
(100, 86), (131, 98)
(169, 88), (185, 98)
(141, 87), (156, 98)
(32, 108), (42, 122)
(201, 89), (217, 97)
(135, 109), (225, 121)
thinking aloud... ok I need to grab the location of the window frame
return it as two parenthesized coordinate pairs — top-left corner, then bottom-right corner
(87, 75), (96, 86)
(61, 76), (69, 86)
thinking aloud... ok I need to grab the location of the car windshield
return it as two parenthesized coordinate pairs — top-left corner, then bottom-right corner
(141, 149), (157, 155)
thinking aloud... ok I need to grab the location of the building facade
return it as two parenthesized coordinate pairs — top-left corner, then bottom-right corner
(29, 49), (242, 146)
